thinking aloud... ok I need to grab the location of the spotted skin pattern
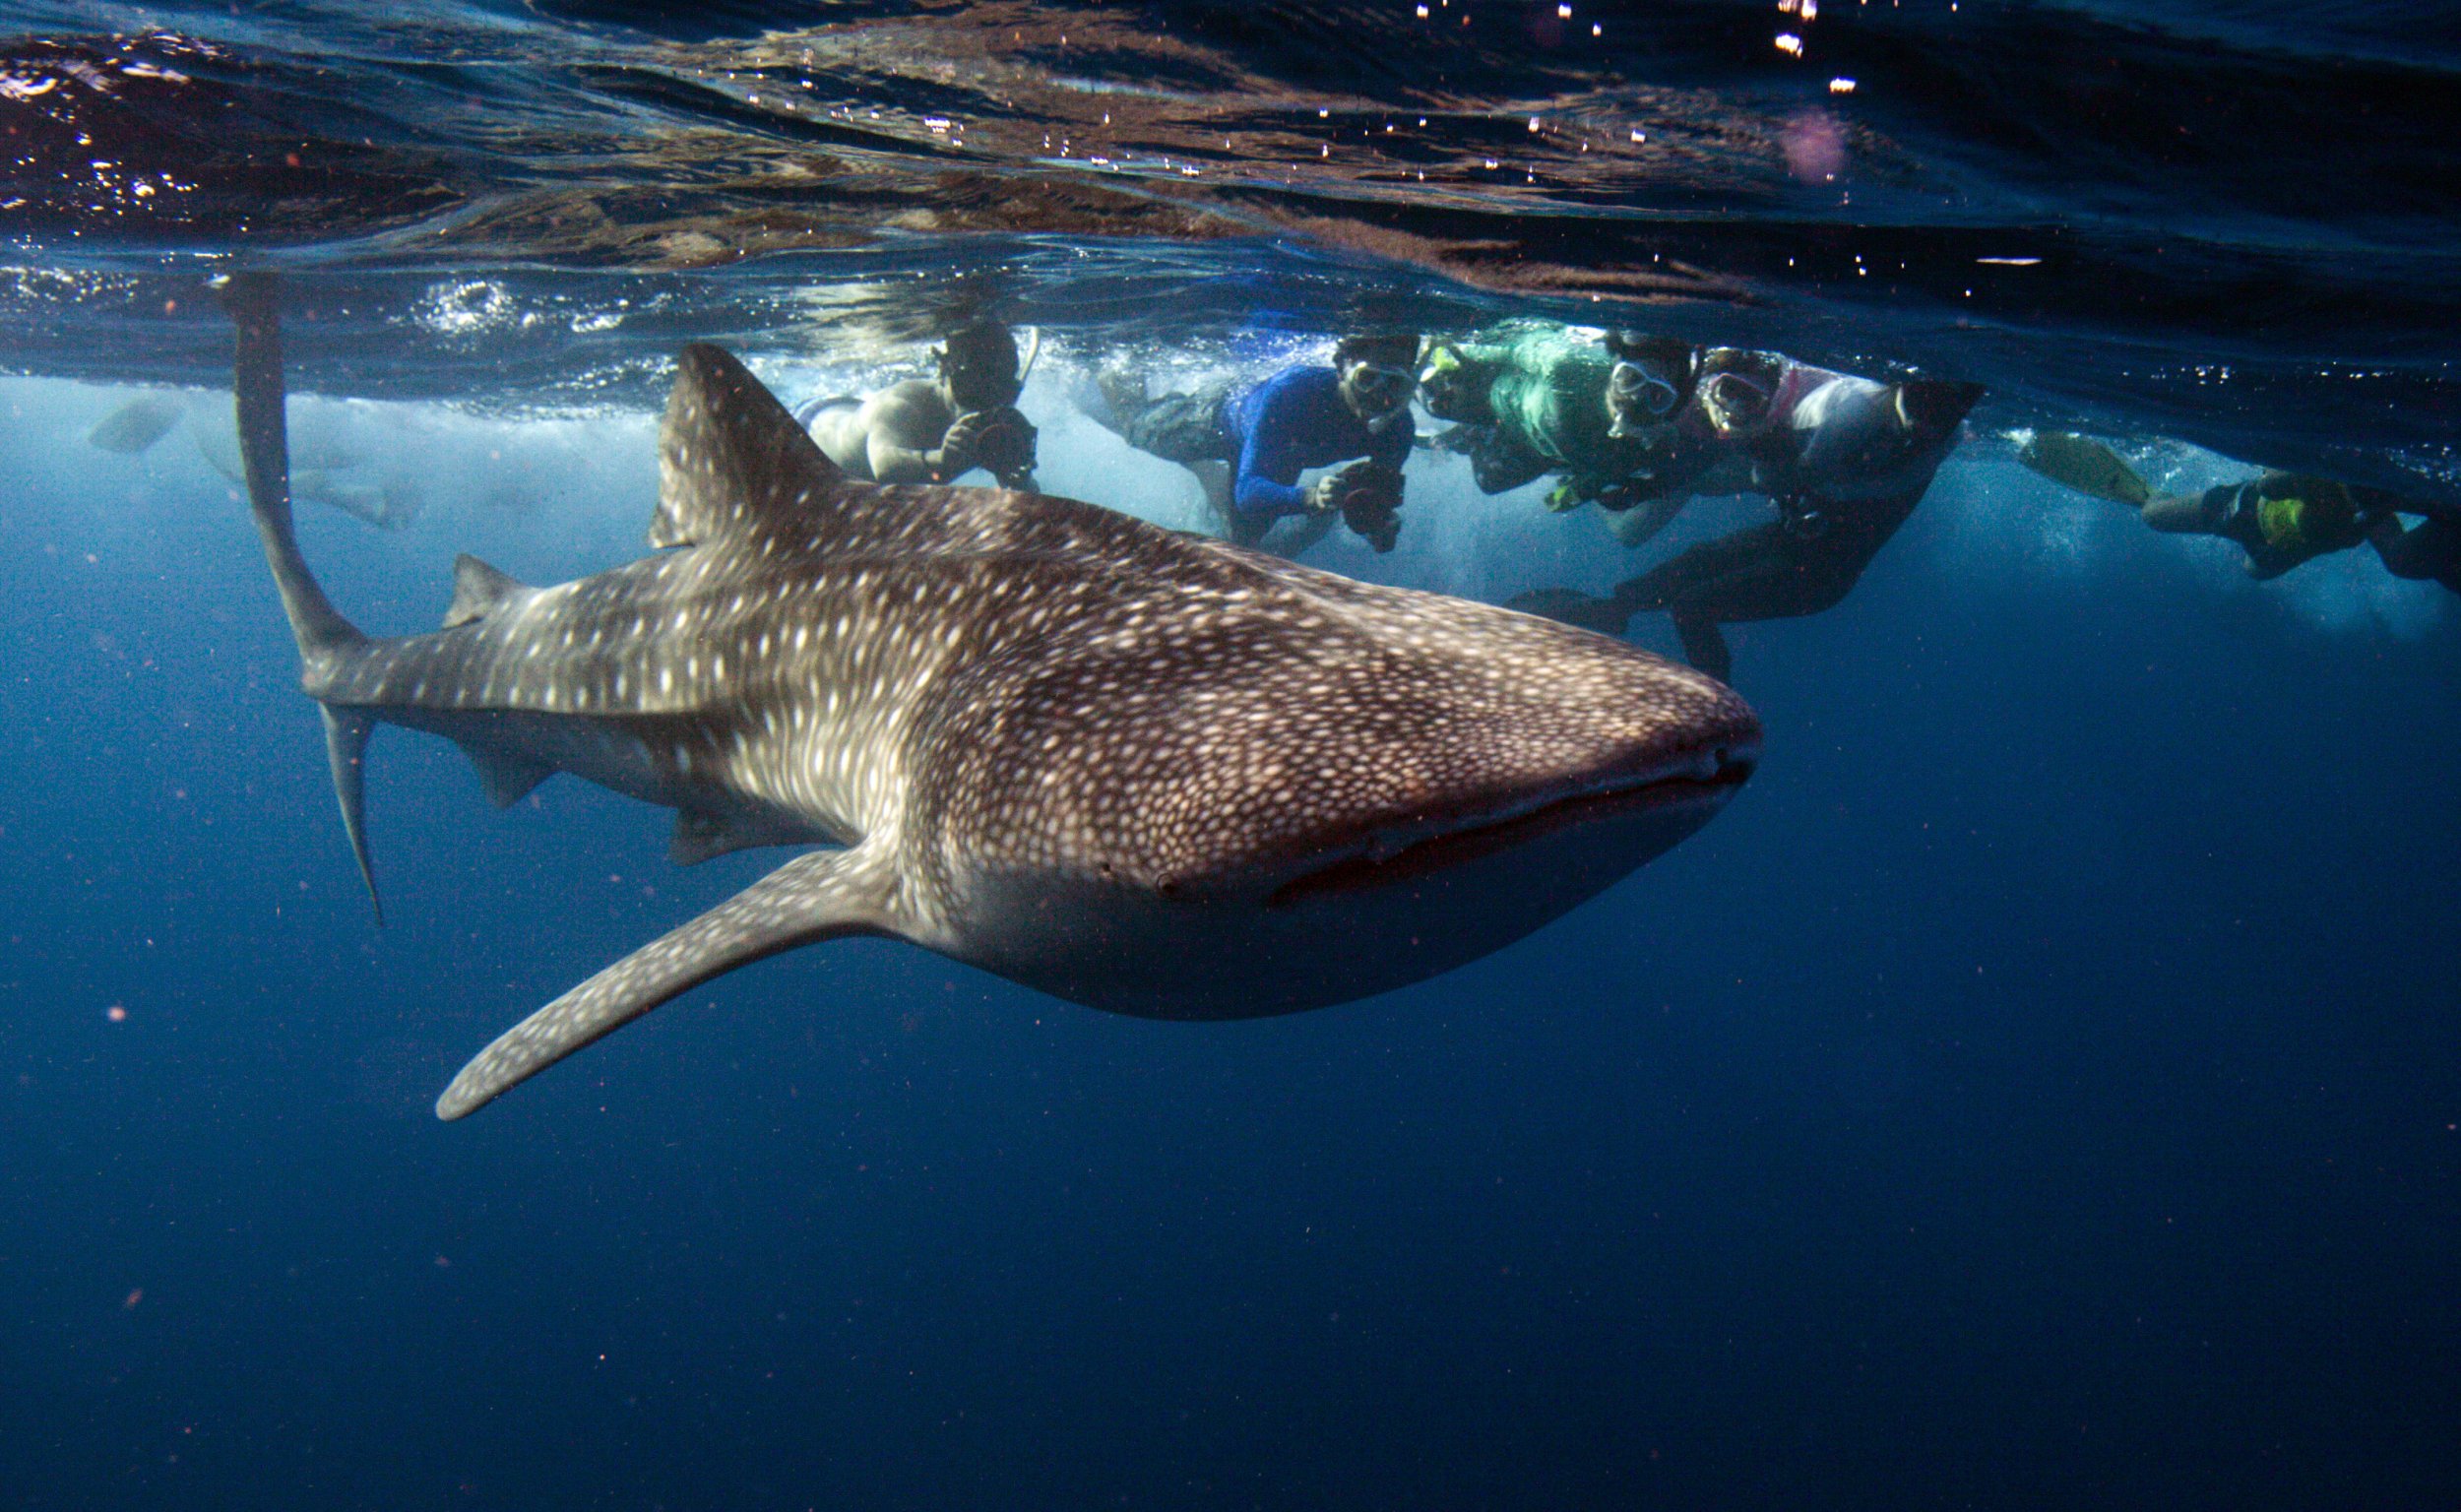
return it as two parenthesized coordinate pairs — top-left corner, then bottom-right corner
(228, 309), (1759, 1120)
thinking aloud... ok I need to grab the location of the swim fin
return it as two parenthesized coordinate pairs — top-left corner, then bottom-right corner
(2018, 432), (2153, 508)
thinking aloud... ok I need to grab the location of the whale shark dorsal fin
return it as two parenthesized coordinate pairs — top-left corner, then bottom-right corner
(442, 553), (532, 629)
(434, 846), (896, 1119)
(651, 344), (846, 549)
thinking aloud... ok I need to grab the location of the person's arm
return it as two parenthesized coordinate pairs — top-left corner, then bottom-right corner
(1621, 439), (1717, 507)
(1469, 432), (1548, 496)
(1604, 491), (1687, 549)
(1369, 408), (1413, 474)
(1231, 379), (1311, 518)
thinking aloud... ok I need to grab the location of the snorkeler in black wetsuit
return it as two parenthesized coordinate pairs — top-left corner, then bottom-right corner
(2016, 433), (2443, 585)
(2139, 474), (2386, 580)
(1514, 372), (1983, 684)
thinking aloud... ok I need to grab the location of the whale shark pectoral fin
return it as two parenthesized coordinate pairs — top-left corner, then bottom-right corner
(434, 846), (895, 1120)
(650, 344), (847, 549)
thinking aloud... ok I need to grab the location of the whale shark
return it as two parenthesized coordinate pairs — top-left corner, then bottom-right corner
(218, 275), (1760, 1121)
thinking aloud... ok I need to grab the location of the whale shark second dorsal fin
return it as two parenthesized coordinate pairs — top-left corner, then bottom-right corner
(650, 344), (846, 549)
(442, 552), (533, 629)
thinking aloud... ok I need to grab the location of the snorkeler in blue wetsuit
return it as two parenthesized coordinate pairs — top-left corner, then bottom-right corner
(1079, 333), (1420, 552)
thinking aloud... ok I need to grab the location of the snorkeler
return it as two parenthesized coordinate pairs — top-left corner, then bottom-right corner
(800, 320), (1039, 491)
(1513, 373), (1984, 683)
(2015, 433), (2403, 581)
(1077, 333), (1420, 553)
(1417, 326), (1718, 551)
(86, 389), (425, 529)
(1418, 322), (1627, 505)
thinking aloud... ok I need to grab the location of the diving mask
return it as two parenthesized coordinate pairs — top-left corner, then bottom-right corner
(1347, 361), (1417, 410)
(1700, 370), (1774, 433)
(1609, 359), (1682, 420)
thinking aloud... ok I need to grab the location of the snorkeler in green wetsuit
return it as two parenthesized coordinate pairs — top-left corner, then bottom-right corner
(1418, 322), (1635, 509)
(1420, 327), (1797, 556)
(2016, 434), (2413, 581)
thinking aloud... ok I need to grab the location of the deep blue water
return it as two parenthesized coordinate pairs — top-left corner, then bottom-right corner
(4, 4), (2460, 1510)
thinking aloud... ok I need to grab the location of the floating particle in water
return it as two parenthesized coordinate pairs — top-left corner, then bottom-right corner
(1783, 109), (1846, 181)
(104, 1004), (126, 1022)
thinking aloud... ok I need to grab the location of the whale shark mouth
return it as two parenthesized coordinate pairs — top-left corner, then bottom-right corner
(1266, 742), (1759, 908)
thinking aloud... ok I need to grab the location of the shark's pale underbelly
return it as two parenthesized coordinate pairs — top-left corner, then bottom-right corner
(945, 786), (1736, 1020)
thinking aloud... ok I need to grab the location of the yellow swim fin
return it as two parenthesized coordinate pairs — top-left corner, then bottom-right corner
(2017, 432), (2154, 508)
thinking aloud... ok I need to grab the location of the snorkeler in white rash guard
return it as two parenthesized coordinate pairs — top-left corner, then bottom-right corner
(1515, 364), (1984, 682)
(800, 321), (1039, 491)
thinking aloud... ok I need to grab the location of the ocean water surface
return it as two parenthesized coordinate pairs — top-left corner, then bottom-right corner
(2, 3), (2457, 1509)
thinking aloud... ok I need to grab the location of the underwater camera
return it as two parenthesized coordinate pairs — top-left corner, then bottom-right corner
(966, 406), (1038, 483)
(1334, 459), (1405, 552)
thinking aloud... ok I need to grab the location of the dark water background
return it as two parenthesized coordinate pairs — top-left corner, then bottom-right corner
(3, 3), (2458, 1509)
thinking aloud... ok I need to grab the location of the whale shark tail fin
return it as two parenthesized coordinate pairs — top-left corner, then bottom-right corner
(219, 273), (367, 662)
(220, 273), (382, 922)
(434, 846), (899, 1119)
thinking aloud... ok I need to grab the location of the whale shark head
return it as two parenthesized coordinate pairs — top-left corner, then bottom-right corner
(902, 537), (1759, 1015)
